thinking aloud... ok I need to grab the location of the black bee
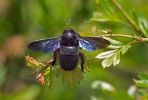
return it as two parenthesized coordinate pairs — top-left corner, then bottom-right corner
(28, 25), (110, 72)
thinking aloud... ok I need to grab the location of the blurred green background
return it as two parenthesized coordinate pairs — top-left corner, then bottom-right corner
(0, 0), (148, 100)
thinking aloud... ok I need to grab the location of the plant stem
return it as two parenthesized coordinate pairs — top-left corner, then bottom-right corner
(95, 34), (148, 42)
(27, 66), (48, 76)
(111, 0), (140, 31)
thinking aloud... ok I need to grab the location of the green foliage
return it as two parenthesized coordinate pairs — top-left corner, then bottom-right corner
(1, 0), (148, 100)
(89, 0), (127, 26)
(56, 66), (84, 88)
(25, 0), (148, 99)
(88, 0), (148, 69)
(132, 10), (148, 37)
(91, 80), (135, 100)
(96, 43), (131, 68)
(88, 0), (148, 100)
(134, 73), (148, 88)
(25, 55), (90, 89)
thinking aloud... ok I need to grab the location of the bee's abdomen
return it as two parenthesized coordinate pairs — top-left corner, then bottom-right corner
(59, 46), (79, 71)
(59, 55), (79, 70)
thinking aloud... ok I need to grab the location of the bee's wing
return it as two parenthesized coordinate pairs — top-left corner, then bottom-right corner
(78, 37), (110, 52)
(28, 37), (60, 53)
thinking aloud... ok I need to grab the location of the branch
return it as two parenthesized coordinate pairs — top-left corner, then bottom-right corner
(95, 33), (148, 42)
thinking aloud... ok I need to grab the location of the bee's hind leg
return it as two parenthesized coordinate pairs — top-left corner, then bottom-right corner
(79, 52), (85, 72)
(52, 50), (58, 67)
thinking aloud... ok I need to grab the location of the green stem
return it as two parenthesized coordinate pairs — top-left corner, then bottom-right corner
(111, 0), (140, 31)
(27, 66), (48, 76)
(96, 34), (148, 42)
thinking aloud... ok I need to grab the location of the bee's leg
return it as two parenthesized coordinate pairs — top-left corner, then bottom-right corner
(79, 52), (85, 72)
(52, 50), (58, 67)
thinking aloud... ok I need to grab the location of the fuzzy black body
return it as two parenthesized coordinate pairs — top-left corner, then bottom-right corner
(28, 28), (110, 72)
(59, 29), (80, 71)
(59, 46), (79, 70)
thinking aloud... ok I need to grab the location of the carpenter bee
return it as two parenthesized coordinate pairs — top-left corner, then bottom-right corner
(28, 22), (110, 72)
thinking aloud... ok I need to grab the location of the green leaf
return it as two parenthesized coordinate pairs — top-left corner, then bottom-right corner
(49, 67), (54, 89)
(89, 12), (110, 22)
(113, 52), (120, 66)
(103, 37), (124, 46)
(102, 57), (113, 68)
(91, 80), (115, 92)
(56, 65), (84, 88)
(96, 50), (117, 59)
(134, 73), (148, 88)
(134, 79), (148, 88)
(127, 85), (137, 98)
(56, 65), (64, 77)
(99, 0), (114, 15)
(138, 15), (148, 37)
(138, 73), (148, 80)
(120, 44), (132, 55)
(131, 10), (139, 26)
(88, 0), (123, 24)
(116, 52), (120, 65)
(96, 44), (132, 68)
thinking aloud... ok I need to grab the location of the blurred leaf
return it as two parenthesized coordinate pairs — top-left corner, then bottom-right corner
(138, 15), (148, 37)
(90, 95), (105, 100)
(138, 73), (148, 80)
(89, 11), (120, 23)
(113, 92), (135, 100)
(127, 85), (137, 98)
(134, 73), (148, 88)
(90, 12), (109, 22)
(91, 81), (135, 100)
(91, 80), (115, 92)
(96, 44), (132, 68)
(89, 0), (123, 24)
(134, 79), (148, 88)
(99, 0), (114, 15)
(131, 10), (139, 26)
(92, 26), (97, 34)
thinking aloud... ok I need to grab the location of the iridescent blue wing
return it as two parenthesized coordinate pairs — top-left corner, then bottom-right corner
(28, 37), (60, 53)
(78, 37), (110, 52)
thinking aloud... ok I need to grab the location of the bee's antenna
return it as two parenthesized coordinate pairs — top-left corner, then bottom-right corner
(67, 19), (71, 26)
(63, 19), (71, 28)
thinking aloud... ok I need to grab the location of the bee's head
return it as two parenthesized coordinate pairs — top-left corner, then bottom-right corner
(61, 28), (76, 39)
